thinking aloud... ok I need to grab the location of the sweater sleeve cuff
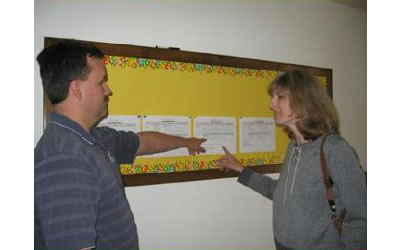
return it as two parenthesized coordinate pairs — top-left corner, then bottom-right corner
(238, 167), (254, 185)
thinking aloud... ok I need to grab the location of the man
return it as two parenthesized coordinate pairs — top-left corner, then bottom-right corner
(35, 41), (206, 249)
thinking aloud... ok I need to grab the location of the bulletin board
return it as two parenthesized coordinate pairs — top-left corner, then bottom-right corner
(43, 37), (332, 186)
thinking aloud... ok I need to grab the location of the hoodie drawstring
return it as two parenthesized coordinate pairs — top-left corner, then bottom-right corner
(284, 144), (302, 202)
(290, 146), (302, 194)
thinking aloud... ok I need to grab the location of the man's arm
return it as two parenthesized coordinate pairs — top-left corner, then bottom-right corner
(136, 131), (206, 156)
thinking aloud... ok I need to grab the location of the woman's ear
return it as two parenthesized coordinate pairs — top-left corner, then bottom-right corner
(69, 80), (83, 101)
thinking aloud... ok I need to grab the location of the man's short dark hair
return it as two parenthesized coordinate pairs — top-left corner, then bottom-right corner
(36, 40), (105, 104)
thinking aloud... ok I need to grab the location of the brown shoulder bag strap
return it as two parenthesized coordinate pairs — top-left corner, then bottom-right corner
(320, 134), (336, 213)
(320, 133), (347, 236)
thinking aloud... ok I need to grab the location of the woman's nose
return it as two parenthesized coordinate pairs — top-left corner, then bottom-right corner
(269, 98), (276, 110)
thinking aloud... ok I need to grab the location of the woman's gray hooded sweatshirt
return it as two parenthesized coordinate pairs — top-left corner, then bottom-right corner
(238, 134), (366, 249)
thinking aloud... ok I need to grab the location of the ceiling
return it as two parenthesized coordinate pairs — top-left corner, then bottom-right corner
(327, 0), (367, 11)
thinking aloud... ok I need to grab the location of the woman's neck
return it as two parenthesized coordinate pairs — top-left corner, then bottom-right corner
(288, 125), (309, 145)
(294, 134), (309, 145)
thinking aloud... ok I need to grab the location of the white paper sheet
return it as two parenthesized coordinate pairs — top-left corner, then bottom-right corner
(97, 115), (141, 133)
(143, 115), (191, 157)
(239, 117), (275, 153)
(194, 117), (236, 154)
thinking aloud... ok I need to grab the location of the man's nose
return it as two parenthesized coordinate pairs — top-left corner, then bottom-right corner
(105, 84), (113, 97)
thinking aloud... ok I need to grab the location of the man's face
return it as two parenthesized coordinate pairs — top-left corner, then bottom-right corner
(80, 56), (112, 125)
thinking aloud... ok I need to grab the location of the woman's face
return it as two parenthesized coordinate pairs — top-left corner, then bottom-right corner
(269, 88), (298, 128)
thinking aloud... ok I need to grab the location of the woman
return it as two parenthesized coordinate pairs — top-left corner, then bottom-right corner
(217, 70), (366, 249)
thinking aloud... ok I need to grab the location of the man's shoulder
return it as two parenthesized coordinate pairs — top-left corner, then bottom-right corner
(92, 125), (139, 146)
(34, 129), (100, 182)
(35, 124), (94, 165)
(91, 125), (115, 138)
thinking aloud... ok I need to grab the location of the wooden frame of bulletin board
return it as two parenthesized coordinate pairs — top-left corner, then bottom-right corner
(43, 37), (332, 187)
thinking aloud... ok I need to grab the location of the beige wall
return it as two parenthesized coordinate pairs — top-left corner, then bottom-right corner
(34, 0), (366, 249)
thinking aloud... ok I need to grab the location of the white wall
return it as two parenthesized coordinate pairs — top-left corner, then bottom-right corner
(34, 0), (366, 249)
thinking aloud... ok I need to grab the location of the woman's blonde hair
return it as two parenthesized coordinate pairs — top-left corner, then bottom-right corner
(268, 70), (340, 140)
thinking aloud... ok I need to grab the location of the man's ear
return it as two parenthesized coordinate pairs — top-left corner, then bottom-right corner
(69, 80), (83, 101)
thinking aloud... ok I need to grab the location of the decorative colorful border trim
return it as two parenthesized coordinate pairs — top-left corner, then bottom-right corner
(120, 155), (284, 175)
(105, 55), (276, 79)
(315, 76), (327, 89)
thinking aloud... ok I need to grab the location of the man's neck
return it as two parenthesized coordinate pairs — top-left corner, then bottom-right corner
(54, 105), (92, 133)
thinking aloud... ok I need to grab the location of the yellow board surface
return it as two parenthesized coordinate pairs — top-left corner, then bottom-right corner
(105, 56), (290, 174)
